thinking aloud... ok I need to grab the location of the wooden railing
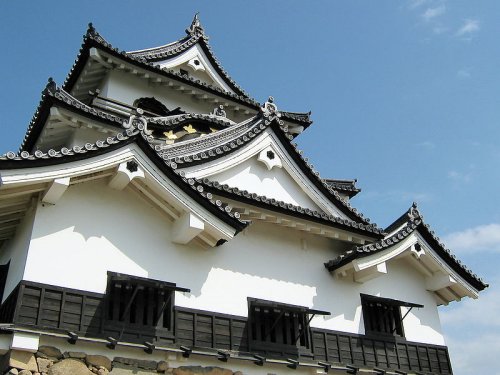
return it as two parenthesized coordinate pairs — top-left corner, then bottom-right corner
(0, 281), (452, 374)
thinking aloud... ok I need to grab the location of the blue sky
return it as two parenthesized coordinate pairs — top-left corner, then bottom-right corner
(0, 1), (498, 374)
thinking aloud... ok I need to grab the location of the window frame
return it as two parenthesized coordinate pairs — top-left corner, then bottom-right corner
(247, 297), (329, 354)
(361, 294), (423, 338)
(104, 272), (189, 336)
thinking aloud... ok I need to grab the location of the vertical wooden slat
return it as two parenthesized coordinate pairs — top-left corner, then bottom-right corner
(283, 312), (292, 345)
(112, 283), (120, 321)
(254, 307), (261, 341)
(36, 287), (45, 326)
(146, 287), (154, 326)
(323, 331), (329, 362)
(79, 295), (86, 332)
(135, 288), (143, 326)
(58, 291), (66, 330)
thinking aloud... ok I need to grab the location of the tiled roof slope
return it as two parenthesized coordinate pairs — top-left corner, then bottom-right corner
(127, 14), (251, 99)
(2, 123), (247, 234)
(20, 79), (127, 152)
(201, 179), (383, 237)
(61, 23), (313, 129)
(324, 178), (361, 198)
(160, 108), (378, 227)
(324, 203), (488, 291)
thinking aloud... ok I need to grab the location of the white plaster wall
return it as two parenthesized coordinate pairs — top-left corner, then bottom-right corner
(0, 206), (36, 302)
(211, 155), (322, 211)
(99, 70), (249, 124)
(23, 179), (444, 345)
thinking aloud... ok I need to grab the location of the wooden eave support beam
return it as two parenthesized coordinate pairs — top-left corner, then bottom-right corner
(353, 262), (387, 283)
(89, 48), (113, 69)
(108, 161), (145, 191)
(171, 212), (204, 245)
(426, 272), (457, 292)
(42, 177), (70, 205)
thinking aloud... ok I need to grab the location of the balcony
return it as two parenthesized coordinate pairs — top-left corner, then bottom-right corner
(0, 280), (452, 374)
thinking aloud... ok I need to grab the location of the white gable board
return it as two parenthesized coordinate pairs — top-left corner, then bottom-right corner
(153, 44), (235, 94)
(182, 128), (349, 219)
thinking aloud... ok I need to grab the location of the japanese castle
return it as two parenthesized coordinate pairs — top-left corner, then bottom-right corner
(0, 15), (487, 375)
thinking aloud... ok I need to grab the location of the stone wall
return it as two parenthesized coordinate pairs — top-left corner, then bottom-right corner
(0, 347), (241, 375)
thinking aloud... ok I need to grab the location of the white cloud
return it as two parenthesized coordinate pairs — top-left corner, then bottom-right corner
(442, 223), (500, 253)
(416, 140), (436, 149)
(456, 19), (480, 36)
(422, 5), (446, 21)
(447, 170), (472, 183)
(441, 283), (500, 374)
(457, 68), (471, 79)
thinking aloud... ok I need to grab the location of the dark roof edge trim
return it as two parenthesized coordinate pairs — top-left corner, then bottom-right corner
(248, 297), (330, 316)
(360, 294), (424, 309)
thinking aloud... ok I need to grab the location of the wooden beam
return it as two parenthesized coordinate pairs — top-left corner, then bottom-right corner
(426, 272), (457, 292)
(172, 212), (205, 245)
(108, 161), (145, 190)
(353, 262), (387, 283)
(42, 177), (70, 205)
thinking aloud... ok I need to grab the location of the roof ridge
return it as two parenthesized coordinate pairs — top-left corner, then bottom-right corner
(125, 14), (253, 99)
(19, 79), (127, 153)
(165, 99), (377, 226)
(324, 204), (487, 291)
(2, 118), (247, 233)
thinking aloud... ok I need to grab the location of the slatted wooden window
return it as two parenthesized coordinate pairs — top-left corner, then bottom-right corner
(106, 274), (175, 331)
(362, 296), (404, 337)
(249, 301), (310, 349)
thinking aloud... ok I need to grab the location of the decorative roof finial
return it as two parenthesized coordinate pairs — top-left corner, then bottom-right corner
(211, 105), (226, 118)
(186, 13), (204, 36)
(86, 22), (96, 37)
(45, 77), (56, 94)
(262, 96), (281, 118)
(408, 202), (420, 220)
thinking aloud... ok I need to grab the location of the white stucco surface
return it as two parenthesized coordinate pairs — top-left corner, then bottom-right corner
(99, 70), (249, 124)
(21, 179), (445, 345)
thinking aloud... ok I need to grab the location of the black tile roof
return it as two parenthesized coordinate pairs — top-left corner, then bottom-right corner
(148, 113), (235, 129)
(323, 179), (361, 198)
(20, 79), (127, 153)
(324, 203), (488, 291)
(1, 124), (247, 234)
(160, 107), (377, 227)
(61, 23), (313, 129)
(201, 179), (384, 237)
(127, 14), (251, 100)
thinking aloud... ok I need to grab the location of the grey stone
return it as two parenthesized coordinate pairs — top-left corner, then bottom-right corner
(36, 358), (52, 373)
(157, 361), (169, 373)
(8, 351), (38, 372)
(63, 352), (87, 360)
(112, 358), (157, 371)
(36, 348), (62, 360)
(18, 370), (32, 375)
(7, 368), (19, 375)
(85, 356), (111, 371)
(47, 359), (93, 375)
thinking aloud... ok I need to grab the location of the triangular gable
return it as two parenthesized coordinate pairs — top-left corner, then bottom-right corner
(325, 204), (487, 304)
(184, 127), (330, 214)
(156, 102), (380, 236)
(127, 15), (247, 98)
(0, 124), (247, 250)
